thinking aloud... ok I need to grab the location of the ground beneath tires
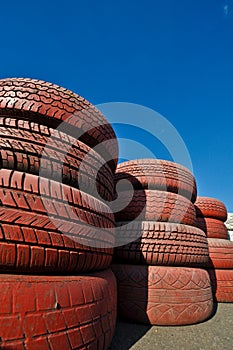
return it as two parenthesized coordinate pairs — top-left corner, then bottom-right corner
(109, 303), (233, 350)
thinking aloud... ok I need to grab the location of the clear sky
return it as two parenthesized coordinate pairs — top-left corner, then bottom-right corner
(0, 0), (233, 211)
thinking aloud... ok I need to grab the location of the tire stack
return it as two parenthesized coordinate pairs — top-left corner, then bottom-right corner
(195, 197), (229, 240)
(111, 159), (214, 326)
(0, 78), (118, 349)
(195, 197), (233, 303)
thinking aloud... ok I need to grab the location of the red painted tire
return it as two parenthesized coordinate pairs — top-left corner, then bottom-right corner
(195, 197), (227, 222)
(0, 169), (115, 273)
(0, 222), (114, 273)
(111, 264), (213, 325)
(207, 238), (233, 269)
(113, 190), (196, 226)
(0, 269), (117, 349)
(115, 159), (197, 202)
(0, 119), (114, 201)
(208, 269), (233, 303)
(0, 78), (118, 171)
(196, 217), (229, 239)
(114, 222), (209, 266)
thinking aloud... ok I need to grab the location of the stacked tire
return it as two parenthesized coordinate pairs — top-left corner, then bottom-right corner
(0, 78), (118, 349)
(195, 197), (229, 240)
(111, 159), (214, 326)
(195, 197), (233, 303)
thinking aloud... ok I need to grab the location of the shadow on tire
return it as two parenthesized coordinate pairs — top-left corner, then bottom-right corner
(206, 259), (218, 319)
(110, 173), (150, 348)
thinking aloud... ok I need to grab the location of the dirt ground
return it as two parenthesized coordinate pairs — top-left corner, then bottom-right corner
(109, 303), (233, 350)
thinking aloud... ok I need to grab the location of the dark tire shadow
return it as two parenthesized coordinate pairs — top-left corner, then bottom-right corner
(108, 321), (150, 350)
(206, 259), (218, 319)
(110, 172), (150, 349)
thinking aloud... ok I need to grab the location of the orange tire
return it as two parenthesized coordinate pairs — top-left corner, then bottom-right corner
(207, 239), (233, 269)
(195, 197), (227, 222)
(208, 269), (233, 303)
(196, 217), (229, 239)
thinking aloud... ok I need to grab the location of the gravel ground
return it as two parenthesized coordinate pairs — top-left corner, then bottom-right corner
(109, 303), (233, 350)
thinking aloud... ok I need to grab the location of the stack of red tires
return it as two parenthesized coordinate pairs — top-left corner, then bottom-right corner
(195, 197), (233, 302)
(112, 159), (214, 326)
(0, 78), (118, 349)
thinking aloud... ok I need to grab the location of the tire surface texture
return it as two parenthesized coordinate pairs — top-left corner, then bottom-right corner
(113, 189), (196, 225)
(0, 269), (117, 349)
(0, 78), (118, 171)
(111, 264), (213, 326)
(208, 269), (233, 303)
(0, 118), (114, 201)
(196, 217), (229, 239)
(0, 169), (115, 273)
(195, 197), (227, 222)
(115, 159), (197, 202)
(114, 222), (209, 266)
(207, 238), (233, 269)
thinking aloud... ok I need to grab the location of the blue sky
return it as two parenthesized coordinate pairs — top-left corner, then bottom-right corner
(0, 0), (233, 211)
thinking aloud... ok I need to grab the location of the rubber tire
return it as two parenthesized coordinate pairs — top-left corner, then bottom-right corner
(0, 120), (114, 201)
(111, 264), (213, 326)
(0, 222), (114, 273)
(0, 269), (117, 349)
(114, 221), (209, 266)
(115, 159), (197, 202)
(195, 197), (227, 222)
(196, 217), (229, 239)
(0, 169), (114, 228)
(0, 78), (118, 171)
(113, 189), (196, 226)
(207, 238), (233, 269)
(208, 269), (233, 303)
(0, 169), (114, 273)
